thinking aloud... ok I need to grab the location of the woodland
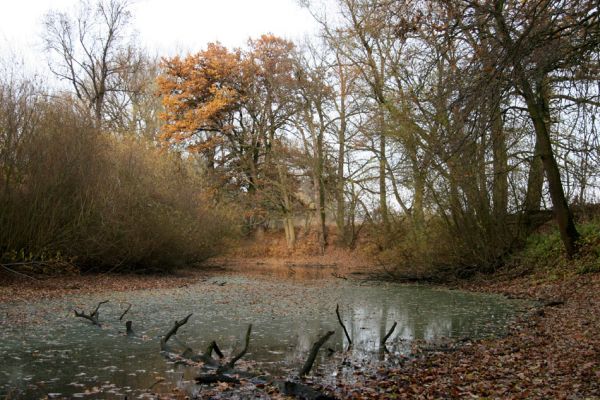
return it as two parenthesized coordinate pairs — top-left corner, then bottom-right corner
(1, 0), (600, 399)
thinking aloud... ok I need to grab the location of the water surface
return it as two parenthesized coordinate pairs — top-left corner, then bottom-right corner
(0, 268), (525, 398)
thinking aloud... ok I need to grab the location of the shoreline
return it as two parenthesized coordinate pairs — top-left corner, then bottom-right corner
(1, 260), (598, 398)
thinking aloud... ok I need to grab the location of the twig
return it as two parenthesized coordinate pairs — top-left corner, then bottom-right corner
(148, 377), (164, 389)
(1, 264), (38, 281)
(336, 304), (352, 348)
(299, 330), (335, 377)
(119, 303), (132, 321)
(90, 300), (109, 318)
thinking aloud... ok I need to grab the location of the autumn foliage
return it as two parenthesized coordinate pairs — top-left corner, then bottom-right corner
(157, 36), (307, 229)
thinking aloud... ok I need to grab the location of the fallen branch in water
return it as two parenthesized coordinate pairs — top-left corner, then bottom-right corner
(119, 303), (132, 321)
(0, 264), (38, 280)
(331, 272), (347, 280)
(148, 377), (165, 390)
(300, 330), (335, 377)
(160, 313), (193, 351)
(336, 304), (352, 349)
(380, 321), (397, 352)
(220, 324), (252, 372)
(74, 300), (109, 325)
(125, 321), (133, 335)
(196, 374), (241, 385)
(204, 340), (224, 359)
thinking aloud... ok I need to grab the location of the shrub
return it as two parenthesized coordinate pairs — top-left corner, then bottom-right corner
(0, 80), (238, 273)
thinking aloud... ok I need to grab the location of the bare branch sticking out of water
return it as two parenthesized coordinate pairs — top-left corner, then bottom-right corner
(73, 300), (109, 325)
(381, 321), (398, 352)
(222, 324), (252, 371)
(160, 313), (192, 350)
(119, 303), (132, 321)
(336, 304), (352, 349)
(204, 340), (224, 359)
(300, 330), (335, 377)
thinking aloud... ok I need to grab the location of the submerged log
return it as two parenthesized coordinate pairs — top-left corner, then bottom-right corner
(300, 330), (335, 377)
(196, 374), (241, 385)
(276, 381), (337, 400)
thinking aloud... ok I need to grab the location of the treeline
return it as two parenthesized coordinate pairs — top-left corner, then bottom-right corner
(1, 0), (599, 276)
(155, 1), (600, 275)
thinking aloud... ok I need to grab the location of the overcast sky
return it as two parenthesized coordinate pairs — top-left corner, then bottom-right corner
(0, 0), (321, 77)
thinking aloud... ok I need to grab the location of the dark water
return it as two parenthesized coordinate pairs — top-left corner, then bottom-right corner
(0, 269), (526, 399)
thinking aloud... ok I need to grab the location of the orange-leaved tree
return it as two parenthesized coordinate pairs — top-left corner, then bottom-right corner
(157, 36), (306, 243)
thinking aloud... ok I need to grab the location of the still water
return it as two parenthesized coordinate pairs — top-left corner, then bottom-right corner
(0, 267), (525, 398)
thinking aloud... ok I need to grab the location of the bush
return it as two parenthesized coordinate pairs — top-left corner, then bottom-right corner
(0, 80), (238, 273)
(512, 219), (600, 277)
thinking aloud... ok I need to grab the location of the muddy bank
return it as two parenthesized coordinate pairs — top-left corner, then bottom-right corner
(0, 268), (212, 303)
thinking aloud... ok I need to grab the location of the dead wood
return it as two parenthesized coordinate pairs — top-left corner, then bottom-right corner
(119, 303), (132, 321)
(74, 300), (109, 325)
(196, 374), (241, 385)
(380, 321), (397, 351)
(300, 330), (335, 377)
(1, 264), (38, 280)
(276, 381), (337, 400)
(219, 324), (252, 372)
(335, 304), (352, 348)
(160, 313), (192, 351)
(204, 340), (224, 359)
(542, 299), (565, 307)
(126, 320), (133, 335)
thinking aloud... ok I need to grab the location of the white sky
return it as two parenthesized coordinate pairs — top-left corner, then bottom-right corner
(0, 0), (321, 77)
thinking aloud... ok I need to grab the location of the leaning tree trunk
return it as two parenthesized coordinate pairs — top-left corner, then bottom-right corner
(493, 5), (580, 257)
(520, 76), (579, 257)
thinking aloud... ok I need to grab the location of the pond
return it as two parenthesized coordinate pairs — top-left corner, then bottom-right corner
(0, 266), (526, 399)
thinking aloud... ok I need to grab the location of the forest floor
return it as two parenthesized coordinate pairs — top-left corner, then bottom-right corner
(1, 259), (599, 399)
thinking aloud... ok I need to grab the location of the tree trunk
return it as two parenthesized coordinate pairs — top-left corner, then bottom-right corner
(492, 5), (580, 257)
(379, 116), (390, 239)
(336, 70), (347, 246)
(491, 96), (508, 219)
(524, 137), (544, 213)
(520, 76), (579, 257)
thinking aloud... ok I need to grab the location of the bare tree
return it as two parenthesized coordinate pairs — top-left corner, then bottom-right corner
(43, 0), (141, 129)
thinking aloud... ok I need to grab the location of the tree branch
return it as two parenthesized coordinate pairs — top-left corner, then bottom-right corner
(299, 330), (335, 377)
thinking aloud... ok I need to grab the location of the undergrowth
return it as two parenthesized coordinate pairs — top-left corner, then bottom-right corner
(516, 219), (600, 278)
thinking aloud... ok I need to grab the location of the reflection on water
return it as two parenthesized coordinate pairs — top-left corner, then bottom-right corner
(0, 267), (525, 398)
